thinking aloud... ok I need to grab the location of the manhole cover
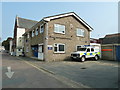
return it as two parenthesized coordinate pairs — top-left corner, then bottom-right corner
(81, 67), (86, 69)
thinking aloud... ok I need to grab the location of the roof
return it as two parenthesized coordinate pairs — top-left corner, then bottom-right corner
(23, 12), (93, 36)
(43, 12), (93, 31)
(90, 38), (100, 43)
(17, 17), (38, 29)
(100, 33), (120, 44)
(105, 33), (120, 38)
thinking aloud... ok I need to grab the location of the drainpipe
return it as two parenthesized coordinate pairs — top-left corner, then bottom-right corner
(44, 22), (48, 61)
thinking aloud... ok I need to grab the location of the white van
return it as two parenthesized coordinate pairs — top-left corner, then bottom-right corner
(71, 45), (100, 62)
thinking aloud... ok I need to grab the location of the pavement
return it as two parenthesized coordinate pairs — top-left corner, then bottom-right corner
(2, 52), (119, 88)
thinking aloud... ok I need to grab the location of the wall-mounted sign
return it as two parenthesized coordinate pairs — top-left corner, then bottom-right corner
(47, 45), (53, 50)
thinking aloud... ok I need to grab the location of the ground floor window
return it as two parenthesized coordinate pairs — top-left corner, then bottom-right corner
(54, 43), (65, 53)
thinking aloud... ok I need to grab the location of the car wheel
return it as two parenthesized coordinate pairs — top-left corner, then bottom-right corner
(94, 55), (99, 61)
(81, 56), (85, 62)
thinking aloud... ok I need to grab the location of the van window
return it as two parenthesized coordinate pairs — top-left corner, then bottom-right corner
(87, 48), (90, 52)
(91, 48), (94, 52)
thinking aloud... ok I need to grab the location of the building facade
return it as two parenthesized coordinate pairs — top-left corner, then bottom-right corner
(13, 16), (38, 56)
(23, 12), (93, 61)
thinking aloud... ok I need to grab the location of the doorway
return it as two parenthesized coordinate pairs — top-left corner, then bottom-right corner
(38, 44), (44, 60)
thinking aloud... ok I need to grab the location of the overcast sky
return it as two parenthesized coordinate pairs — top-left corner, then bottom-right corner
(1, 2), (118, 41)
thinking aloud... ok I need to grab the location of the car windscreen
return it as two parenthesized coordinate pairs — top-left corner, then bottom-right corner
(77, 48), (86, 51)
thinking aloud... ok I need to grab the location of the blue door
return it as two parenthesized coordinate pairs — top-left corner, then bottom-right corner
(34, 47), (38, 57)
(116, 46), (120, 61)
(32, 46), (38, 57)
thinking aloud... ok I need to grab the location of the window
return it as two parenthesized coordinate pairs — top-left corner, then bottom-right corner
(40, 25), (44, 33)
(87, 48), (90, 52)
(77, 47), (86, 51)
(27, 33), (29, 38)
(91, 48), (94, 52)
(76, 28), (84, 37)
(54, 43), (65, 53)
(35, 27), (39, 35)
(32, 30), (35, 37)
(77, 46), (81, 51)
(54, 24), (65, 34)
(26, 47), (29, 52)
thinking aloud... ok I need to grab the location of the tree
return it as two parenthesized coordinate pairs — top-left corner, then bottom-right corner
(2, 37), (12, 51)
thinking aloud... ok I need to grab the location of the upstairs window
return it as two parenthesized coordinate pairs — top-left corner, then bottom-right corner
(54, 43), (65, 53)
(76, 28), (85, 37)
(27, 33), (29, 38)
(40, 25), (44, 33)
(32, 30), (35, 37)
(35, 27), (39, 35)
(54, 24), (65, 34)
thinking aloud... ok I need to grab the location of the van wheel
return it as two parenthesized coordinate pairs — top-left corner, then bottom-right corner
(94, 55), (99, 61)
(81, 56), (85, 62)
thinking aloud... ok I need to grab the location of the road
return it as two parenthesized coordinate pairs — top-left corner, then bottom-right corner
(18, 55), (119, 88)
(2, 52), (119, 88)
(2, 52), (80, 88)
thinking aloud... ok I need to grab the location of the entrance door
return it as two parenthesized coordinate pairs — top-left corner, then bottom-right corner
(31, 45), (38, 57)
(38, 44), (44, 60)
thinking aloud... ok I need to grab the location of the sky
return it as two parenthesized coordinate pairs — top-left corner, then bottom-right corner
(1, 2), (118, 41)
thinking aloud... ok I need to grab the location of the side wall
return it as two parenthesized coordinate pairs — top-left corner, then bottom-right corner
(24, 22), (45, 58)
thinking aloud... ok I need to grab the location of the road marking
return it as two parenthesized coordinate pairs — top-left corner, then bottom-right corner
(5, 66), (14, 78)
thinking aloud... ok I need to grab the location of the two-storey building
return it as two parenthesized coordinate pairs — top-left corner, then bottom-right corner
(13, 16), (38, 56)
(23, 12), (93, 61)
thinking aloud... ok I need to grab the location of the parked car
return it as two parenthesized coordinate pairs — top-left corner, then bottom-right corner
(71, 45), (100, 62)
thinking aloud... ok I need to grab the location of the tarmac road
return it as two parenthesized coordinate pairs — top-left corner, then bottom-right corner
(2, 52), (119, 88)
(18, 55), (119, 88)
(2, 52), (82, 88)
